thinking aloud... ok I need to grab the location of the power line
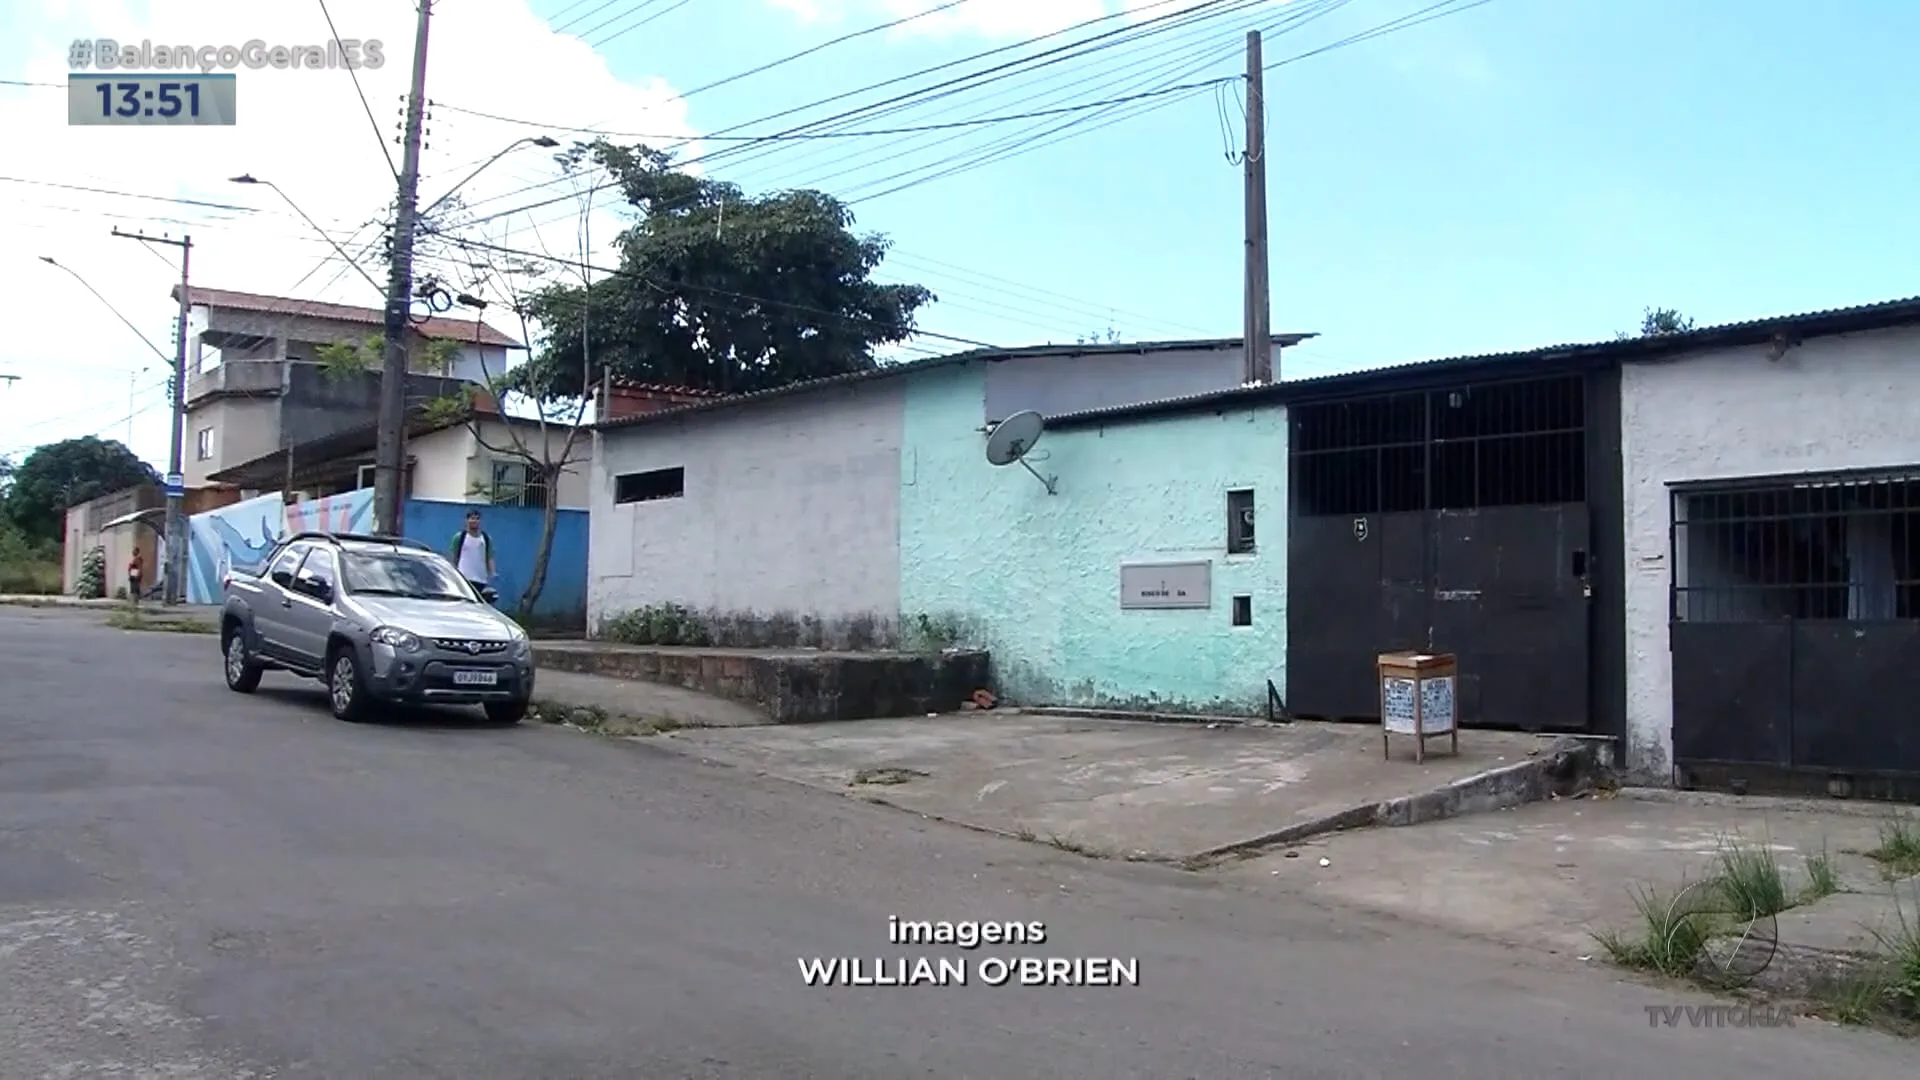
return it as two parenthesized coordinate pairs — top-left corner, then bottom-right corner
(0, 176), (260, 213)
(462, 0), (1361, 243)
(553, 0), (643, 34)
(574, 0), (684, 47)
(484, 0), (1487, 235)
(674, 0), (978, 101)
(689, 0), (1290, 188)
(803, 3), (1309, 202)
(317, 0), (401, 179)
(837, 0), (1492, 205)
(446, 0), (1219, 224)
(441, 78), (1252, 144)
(440, 233), (999, 351)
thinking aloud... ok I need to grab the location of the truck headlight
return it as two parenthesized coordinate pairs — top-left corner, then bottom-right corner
(370, 626), (423, 652)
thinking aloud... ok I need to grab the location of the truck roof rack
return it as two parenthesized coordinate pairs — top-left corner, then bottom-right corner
(281, 530), (433, 552)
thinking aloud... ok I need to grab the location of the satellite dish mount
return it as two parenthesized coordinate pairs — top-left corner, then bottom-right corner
(984, 410), (1057, 495)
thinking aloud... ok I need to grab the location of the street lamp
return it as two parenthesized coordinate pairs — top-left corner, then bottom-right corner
(227, 175), (386, 295)
(420, 135), (561, 220)
(38, 256), (173, 365)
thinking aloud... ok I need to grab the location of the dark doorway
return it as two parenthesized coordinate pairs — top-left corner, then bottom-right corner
(1670, 469), (1920, 787)
(1288, 375), (1595, 731)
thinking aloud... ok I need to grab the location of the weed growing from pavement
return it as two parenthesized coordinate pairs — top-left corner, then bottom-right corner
(1810, 880), (1920, 1035)
(1801, 846), (1841, 903)
(1868, 818), (1920, 879)
(1594, 882), (1717, 977)
(1717, 838), (1792, 919)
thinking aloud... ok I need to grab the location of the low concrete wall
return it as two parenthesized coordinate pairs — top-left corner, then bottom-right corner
(534, 643), (991, 724)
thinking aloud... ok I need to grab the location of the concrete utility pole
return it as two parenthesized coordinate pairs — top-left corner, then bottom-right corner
(111, 227), (192, 604)
(373, 0), (435, 535)
(1242, 30), (1272, 385)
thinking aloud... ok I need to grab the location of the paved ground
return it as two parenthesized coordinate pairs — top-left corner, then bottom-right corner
(1223, 793), (1920, 955)
(4, 606), (1918, 1077)
(533, 668), (768, 728)
(659, 713), (1546, 858)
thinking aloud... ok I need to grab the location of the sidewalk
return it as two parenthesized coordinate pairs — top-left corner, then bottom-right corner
(643, 711), (1600, 860)
(532, 669), (766, 730)
(1218, 790), (1920, 997)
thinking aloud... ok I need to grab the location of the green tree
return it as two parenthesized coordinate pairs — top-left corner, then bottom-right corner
(513, 139), (934, 398)
(418, 258), (588, 622)
(3, 437), (158, 543)
(1639, 307), (1696, 336)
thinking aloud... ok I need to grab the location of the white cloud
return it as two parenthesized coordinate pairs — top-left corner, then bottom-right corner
(0, 0), (696, 469)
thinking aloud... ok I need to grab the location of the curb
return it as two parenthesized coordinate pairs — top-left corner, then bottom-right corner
(1185, 741), (1609, 867)
(1018, 705), (1265, 727)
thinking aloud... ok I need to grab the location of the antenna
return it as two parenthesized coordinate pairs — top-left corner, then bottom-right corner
(984, 410), (1056, 495)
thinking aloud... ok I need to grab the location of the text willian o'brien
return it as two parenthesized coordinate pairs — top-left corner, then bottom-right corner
(798, 918), (1139, 987)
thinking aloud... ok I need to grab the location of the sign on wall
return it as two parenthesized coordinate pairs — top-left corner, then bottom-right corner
(1119, 561), (1212, 609)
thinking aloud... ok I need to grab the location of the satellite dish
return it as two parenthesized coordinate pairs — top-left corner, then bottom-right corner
(986, 410), (1045, 465)
(984, 410), (1057, 495)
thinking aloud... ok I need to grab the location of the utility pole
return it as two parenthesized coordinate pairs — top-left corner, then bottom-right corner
(112, 227), (192, 604)
(1243, 30), (1272, 384)
(373, 0), (435, 535)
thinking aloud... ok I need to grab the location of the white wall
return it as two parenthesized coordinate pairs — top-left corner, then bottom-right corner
(1619, 325), (1920, 782)
(587, 381), (904, 629)
(448, 344), (513, 385)
(408, 426), (477, 501)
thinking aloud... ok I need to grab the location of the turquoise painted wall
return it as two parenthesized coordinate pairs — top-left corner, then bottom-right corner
(900, 364), (1289, 714)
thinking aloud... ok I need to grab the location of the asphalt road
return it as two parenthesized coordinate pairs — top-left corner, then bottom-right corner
(2, 608), (1915, 1078)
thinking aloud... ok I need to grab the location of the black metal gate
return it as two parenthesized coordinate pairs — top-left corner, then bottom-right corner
(1670, 471), (1920, 784)
(1288, 375), (1594, 731)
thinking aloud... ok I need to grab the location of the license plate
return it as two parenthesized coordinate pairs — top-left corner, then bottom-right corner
(451, 670), (497, 687)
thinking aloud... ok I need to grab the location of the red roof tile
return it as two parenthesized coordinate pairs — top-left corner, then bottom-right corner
(173, 285), (522, 349)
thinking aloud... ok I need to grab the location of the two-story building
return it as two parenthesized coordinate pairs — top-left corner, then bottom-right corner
(176, 286), (522, 493)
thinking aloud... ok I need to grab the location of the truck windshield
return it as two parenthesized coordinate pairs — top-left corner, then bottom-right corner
(339, 550), (475, 601)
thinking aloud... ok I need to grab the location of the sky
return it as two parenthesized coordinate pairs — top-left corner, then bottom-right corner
(3, 0), (1918, 474)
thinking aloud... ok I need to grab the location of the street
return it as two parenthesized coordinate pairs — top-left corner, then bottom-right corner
(2, 607), (1914, 1079)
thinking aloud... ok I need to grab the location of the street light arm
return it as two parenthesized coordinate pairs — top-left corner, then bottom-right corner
(420, 135), (559, 221)
(229, 175), (387, 297)
(39, 256), (174, 365)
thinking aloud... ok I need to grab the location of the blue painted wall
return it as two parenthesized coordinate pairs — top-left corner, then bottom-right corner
(403, 499), (588, 623)
(900, 364), (1289, 714)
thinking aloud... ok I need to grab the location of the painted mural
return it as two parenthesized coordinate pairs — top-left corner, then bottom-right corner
(285, 488), (375, 534)
(184, 489), (376, 603)
(185, 493), (284, 605)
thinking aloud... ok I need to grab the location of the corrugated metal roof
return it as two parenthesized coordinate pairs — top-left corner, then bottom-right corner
(589, 333), (1317, 432)
(1045, 294), (1920, 429)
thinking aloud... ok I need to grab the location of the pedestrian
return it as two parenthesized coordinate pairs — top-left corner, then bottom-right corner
(449, 509), (496, 600)
(127, 547), (143, 607)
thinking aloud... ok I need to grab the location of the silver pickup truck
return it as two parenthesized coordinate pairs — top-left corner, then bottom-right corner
(218, 531), (535, 723)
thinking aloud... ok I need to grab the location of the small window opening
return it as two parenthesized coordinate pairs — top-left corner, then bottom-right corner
(490, 460), (551, 509)
(1231, 595), (1253, 626)
(615, 466), (685, 504)
(1227, 489), (1256, 554)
